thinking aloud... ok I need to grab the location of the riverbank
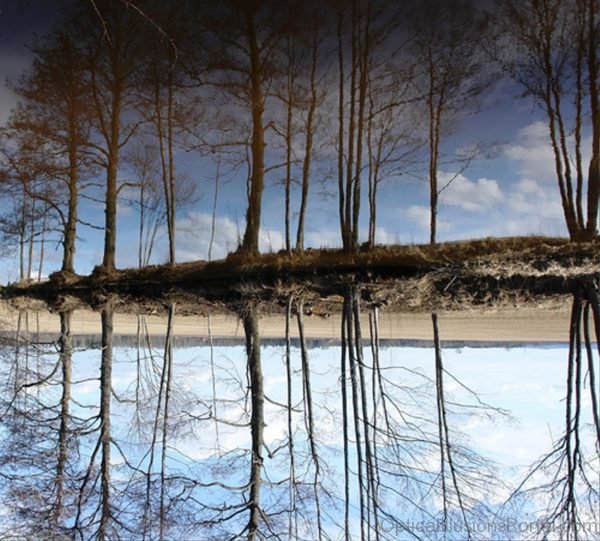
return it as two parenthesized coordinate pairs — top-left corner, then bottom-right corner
(1, 236), (598, 314)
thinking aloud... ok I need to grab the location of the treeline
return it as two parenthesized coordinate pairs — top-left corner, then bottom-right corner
(1, 289), (599, 539)
(0, 0), (598, 279)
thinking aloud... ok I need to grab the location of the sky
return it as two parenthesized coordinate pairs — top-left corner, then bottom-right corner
(0, 0), (576, 281)
(16, 336), (593, 539)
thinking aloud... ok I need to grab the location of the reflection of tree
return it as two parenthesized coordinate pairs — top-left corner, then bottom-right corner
(506, 288), (600, 541)
(142, 302), (175, 539)
(242, 302), (265, 539)
(2, 296), (569, 540)
(70, 305), (115, 538)
(0, 310), (77, 538)
(339, 286), (504, 540)
(55, 310), (73, 526)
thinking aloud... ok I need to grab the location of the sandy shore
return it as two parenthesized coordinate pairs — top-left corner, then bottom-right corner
(0, 301), (571, 342)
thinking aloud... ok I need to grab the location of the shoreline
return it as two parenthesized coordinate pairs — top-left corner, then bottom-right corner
(0, 302), (572, 342)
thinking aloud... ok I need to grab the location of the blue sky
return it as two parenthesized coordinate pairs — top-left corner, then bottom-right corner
(0, 0), (577, 280)
(19, 336), (593, 539)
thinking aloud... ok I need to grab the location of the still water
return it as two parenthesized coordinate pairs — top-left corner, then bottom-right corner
(0, 293), (598, 541)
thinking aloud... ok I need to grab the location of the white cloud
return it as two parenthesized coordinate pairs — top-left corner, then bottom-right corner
(174, 211), (285, 261)
(405, 205), (431, 230)
(305, 228), (341, 249)
(507, 178), (563, 219)
(441, 173), (504, 212)
(502, 120), (591, 185)
(373, 226), (407, 245)
(175, 212), (241, 261)
(406, 205), (452, 229)
(259, 227), (284, 253)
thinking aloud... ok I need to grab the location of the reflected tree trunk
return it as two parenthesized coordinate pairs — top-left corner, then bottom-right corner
(342, 287), (366, 539)
(432, 312), (472, 539)
(71, 305), (115, 537)
(143, 303), (175, 540)
(296, 299), (323, 540)
(242, 302), (264, 540)
(284, 298), (297, 538)
(54, 310), (73, 527)
(509, 286), (600, 540)
(99, 305), (114, 539)
(208, 314), (220, 451)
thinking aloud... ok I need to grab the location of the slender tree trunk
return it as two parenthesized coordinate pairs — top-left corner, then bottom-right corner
(296, 10), (319, 252)
(27, 197), (35, 280)
(284, 298), (297, 538)
(427, 46), (442, 245)
(99, 306), (114, 538)
(138, 180), (145, 268)
(154, 69), (177, 266)
(208, 152), (221, 262)
(19, 199), (26, 281)
(243, 303), (264, 540)
(159, 303), (174, 540)
(352, 0), (370, 250)
(167, 72), (176, 264)
(54, 310), (73, 526)
(102, 106), (121, 272)
(337, 1), (348, 251)
(241, 8), (265, 257)
(37, 204), (47, 282)
(63, 109), (79, 273)
(102, 126), (120, 272)
(284, 35), (294, 254)
(585, 0), (599, 238)
(296, 300), (323, 540)
(208, 314), (220, 450)
(344, 0), (358, 253)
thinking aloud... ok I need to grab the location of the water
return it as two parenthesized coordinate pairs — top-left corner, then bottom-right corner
(0, 294), (598, 541)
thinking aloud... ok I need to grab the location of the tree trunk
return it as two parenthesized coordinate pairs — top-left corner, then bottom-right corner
(208, 153), (221, 262)
(337, 2), (348, 252)
(243, 303), (264, 540)
(167, 73), (176, 264)
(585, 0), (599, 238)
(62, 105), (79, 273)
(284, 35), (294, 254)
(99, 306), (114, 538)
(241, 9), (265, 257)
(296, 300), (323, 540)
(54, 310), (72, 526)
(296, 10), (319, 252)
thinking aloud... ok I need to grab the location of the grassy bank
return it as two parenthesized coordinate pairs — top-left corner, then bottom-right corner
(1, 236), (598, 312)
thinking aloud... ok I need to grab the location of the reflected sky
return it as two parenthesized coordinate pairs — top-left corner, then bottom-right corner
(0, 303), (598, 540)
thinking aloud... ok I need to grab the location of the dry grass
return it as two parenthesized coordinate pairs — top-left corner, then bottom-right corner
(118, 235), (591, 279)
(2, 236), (598, 306)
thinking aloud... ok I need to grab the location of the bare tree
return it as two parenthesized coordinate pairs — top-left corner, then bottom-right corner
(242, 301), (265, 540)
(409, 0), (489, 244)
(125, 144), (166, 267)
(495, 0), (599, 241)
(190, 0), (289, 257)
(504, 288), (600, 540)
(294, 5), (325, 253)
(72, 0), (145, 272)
(2, 29), (94, 274)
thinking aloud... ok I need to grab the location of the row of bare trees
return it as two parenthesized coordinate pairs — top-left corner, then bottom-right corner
(0, 0), (598, 277)
(0, 284), (598, 539)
